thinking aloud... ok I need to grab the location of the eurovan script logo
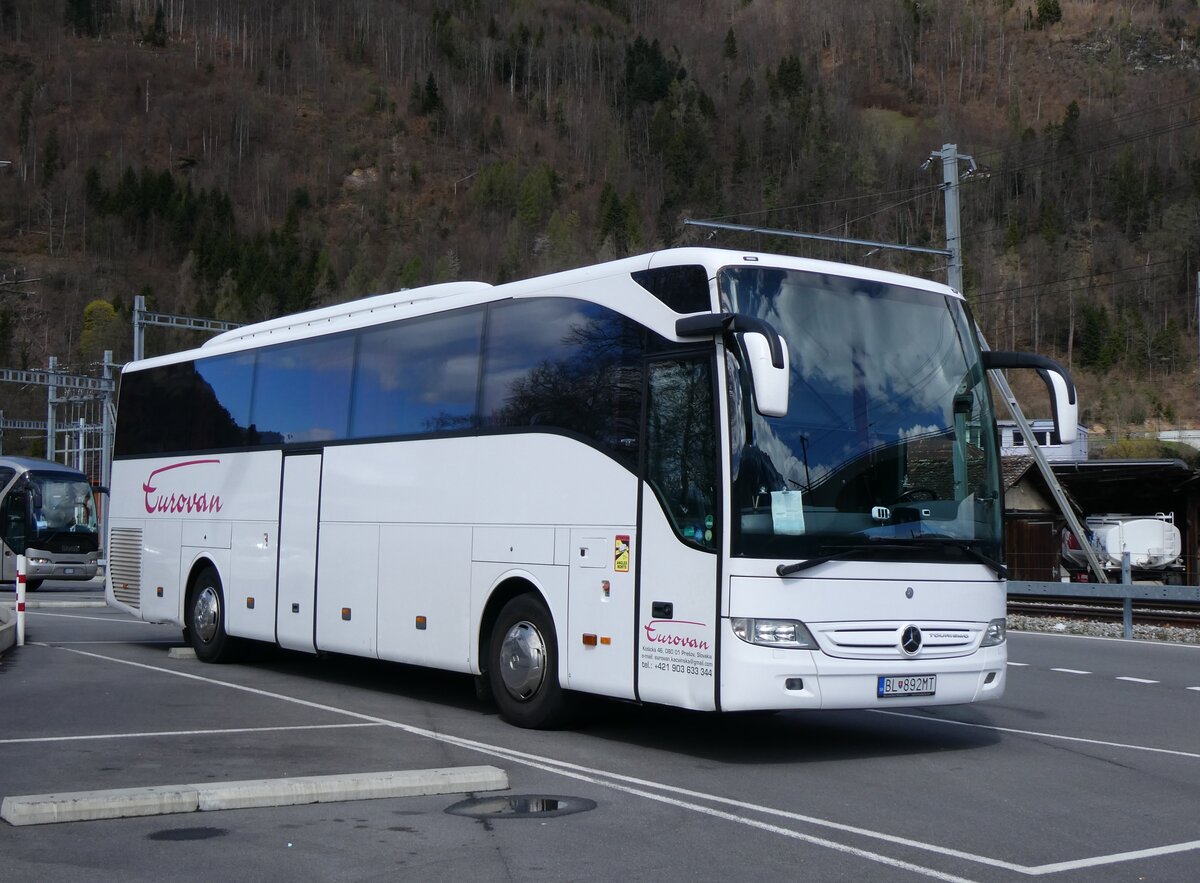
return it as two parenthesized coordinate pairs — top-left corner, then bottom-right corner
(143, 459), (224, 515)
(643, 619), (710, 650)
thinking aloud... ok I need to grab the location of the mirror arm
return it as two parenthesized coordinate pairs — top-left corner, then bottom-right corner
(676, 313), (785, 368)
(981, 351), (1076, 404)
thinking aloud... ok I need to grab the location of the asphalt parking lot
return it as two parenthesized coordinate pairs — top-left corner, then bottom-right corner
(3, 579), (1200, 882)
(0, 582), (536, 880)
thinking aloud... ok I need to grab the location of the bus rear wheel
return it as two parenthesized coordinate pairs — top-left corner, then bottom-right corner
(487, 594), (574, 729)
(187, 566), (234, 663)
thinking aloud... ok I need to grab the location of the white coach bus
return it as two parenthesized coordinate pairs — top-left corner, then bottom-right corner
(106, 247), (1075, 728)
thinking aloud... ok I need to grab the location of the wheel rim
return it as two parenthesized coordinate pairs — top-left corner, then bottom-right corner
(193, 585), (220, 644)
(498, 620), (547, 701)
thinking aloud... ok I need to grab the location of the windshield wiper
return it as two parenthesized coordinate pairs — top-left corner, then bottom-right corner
(775, 542), (916, 577)
(776, 539), (1006, 579)
(776, 549), (856, 577)
(906, 537), (1008, 579)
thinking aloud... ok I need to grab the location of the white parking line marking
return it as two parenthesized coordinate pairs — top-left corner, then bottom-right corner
(43, 646), (978, 881)
(1050, 668), (1091, 675)
(0, 723), (381, 745)
(1006, 662), (1029, 667)
(1188, 687), (1200, 693)
(1115, 677), (1158, 685)
(49, 645), (1200, 878)
(872, 709), (1200, 759)
(1012, 630), (1200, 650)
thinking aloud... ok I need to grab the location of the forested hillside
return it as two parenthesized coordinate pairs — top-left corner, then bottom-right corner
(2, 0), (1200, 435)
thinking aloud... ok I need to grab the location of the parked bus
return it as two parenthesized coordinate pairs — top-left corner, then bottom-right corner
(106, 247), (1076, 728)
(2, 456), (102, 591)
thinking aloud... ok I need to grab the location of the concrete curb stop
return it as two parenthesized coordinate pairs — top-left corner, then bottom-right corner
(1, 765), (509, 826)
(0, 600), (108, 609)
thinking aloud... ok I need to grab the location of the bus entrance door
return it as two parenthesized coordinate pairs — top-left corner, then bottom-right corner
(275, 453), (322, 653)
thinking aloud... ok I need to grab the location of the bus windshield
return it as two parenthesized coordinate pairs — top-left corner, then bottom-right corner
(27, 471), (99, 543)
(720, 266), (1003, 565)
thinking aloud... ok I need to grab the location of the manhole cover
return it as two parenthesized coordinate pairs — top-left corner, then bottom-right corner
(445, 795), (596, 819)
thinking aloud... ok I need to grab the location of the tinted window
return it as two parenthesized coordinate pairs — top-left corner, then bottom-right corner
(352, 308), (483, 438)
(116, 298), (659, 466)
(195, 354), (254, 433)
(646, 358), (718, 549)
(632, 265), (711, 313)
(115, 354), (254, 455)
(481, 298), (644, 465)
(250, 334), (355, 444)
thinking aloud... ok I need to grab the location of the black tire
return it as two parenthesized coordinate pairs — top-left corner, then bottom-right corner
(487, 594), (575, 729)
(186, 566), (235, 663)
(24, 579), (43, 592)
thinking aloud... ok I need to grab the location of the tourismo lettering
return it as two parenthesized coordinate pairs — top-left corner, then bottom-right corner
(643, 619), (709, 650)
(143, 460), (223, 515)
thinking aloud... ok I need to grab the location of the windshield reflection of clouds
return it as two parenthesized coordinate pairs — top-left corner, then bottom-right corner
(728, 271), (970, 493)
(722, 266), (1001, 555)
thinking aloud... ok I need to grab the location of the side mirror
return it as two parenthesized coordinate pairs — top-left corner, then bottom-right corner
(676, 312), (791, 419)
(981, 351), (1078, 444)
(742, 331), (790, 418)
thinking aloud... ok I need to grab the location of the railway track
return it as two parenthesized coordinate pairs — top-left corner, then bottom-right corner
(1007, 595), (1200, 629)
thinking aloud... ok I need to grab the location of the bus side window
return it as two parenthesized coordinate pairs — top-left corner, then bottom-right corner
(645, 358), (718, 549)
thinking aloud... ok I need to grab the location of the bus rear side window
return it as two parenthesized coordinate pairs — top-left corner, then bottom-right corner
(115, 356), (253, 455)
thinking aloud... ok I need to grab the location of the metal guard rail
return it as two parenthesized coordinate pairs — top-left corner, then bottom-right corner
(1007, 579), (1200, 639)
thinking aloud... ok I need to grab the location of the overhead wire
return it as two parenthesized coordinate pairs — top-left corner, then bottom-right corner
(694, 183), (942, 224)
(972, 256), (1187, 300)
(971, 268), (1189, 310)
(971, 93), (1200, 166)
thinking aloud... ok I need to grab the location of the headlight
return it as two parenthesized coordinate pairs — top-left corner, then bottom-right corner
(980, 617), (1006, 647)
(730, 617), (817, 649)
(27, 557), (51, 565)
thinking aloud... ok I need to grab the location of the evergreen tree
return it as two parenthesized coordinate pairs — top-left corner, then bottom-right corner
(144, 3), (167, 46)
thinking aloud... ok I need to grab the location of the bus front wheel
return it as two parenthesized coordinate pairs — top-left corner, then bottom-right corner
(187, 567), (234, 663)
(487, 594), (574, 729)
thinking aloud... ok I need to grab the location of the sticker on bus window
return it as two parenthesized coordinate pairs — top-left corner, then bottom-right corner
(614, 536), (630, 572)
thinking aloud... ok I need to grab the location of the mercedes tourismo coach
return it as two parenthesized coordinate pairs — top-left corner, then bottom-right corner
(106, 248), (1076, 728)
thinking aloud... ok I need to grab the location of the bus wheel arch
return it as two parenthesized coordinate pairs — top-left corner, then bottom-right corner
(481, 580), (574, 729)
(185, 561), (235, 663)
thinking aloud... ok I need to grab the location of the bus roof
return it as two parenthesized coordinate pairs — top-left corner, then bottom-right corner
(0, 456), (90, 479)
(128, 247), (960, 372)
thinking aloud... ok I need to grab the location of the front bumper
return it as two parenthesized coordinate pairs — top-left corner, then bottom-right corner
(719, 619), (1007, 711)
(23, 554), (100, 582)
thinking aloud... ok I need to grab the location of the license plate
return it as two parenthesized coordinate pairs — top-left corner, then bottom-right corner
(877, 674), (936, 698)
(63, 568), (75, 575)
